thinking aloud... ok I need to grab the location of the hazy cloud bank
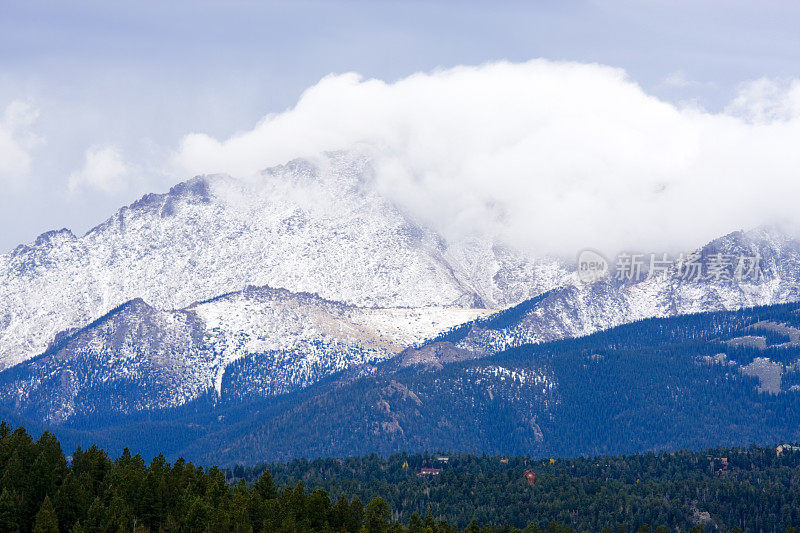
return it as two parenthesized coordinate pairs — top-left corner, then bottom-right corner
(165, 60), (800, 256)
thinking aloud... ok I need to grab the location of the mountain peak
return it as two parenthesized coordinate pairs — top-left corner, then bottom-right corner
(0, 154), (548, 370)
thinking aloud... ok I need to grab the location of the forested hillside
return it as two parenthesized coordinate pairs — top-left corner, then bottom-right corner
(4, 422), (800, 532)
(180, 302), (800, 464)
(0, 422), (427, 533)
(236, 446), (800, 531)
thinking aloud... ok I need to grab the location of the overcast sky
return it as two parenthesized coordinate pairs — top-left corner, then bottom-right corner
(1, 1), (799, 253)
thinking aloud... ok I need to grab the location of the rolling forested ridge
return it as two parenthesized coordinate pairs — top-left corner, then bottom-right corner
(4, 422), (800, 532)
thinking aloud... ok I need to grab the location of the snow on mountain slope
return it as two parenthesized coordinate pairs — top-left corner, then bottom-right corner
(0, 298), (215, 424)
(0, 152), (565, 370)
(3, 144), (800, 425)
(0, 284), (491, 423)
(191, 285), (491, 394)
(452, 227), (800, 354)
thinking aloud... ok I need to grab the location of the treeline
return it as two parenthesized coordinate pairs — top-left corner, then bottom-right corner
(7, 419), (800, 532)
(237, 447), (800, 532)
(1, 420), (401, 533)
(0, 421), (613, 533)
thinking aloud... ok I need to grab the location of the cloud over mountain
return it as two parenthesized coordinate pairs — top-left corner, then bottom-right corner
(173, 60), (800, 257)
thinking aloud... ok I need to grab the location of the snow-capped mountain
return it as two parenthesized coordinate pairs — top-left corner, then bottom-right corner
(6, 222), (800, 426)
(439, 227), (800, 354)
(0, 152), (566, 370)
(2, 150), (800, 430)
(0, 285), (489, 424)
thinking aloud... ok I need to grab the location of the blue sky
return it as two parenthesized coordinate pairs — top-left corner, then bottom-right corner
(1, 1), (799, 252)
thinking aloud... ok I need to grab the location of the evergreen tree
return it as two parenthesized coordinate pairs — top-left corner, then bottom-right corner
(1, 450), (25, 496)
(424, 505), (436, 530)
(32, 495), (59, 533)
(308, 488), (331, 531)
(253, 469), (276, 500)
(365, 497), (391, 533)
(104, 496), (131, 533)
(185, 495), (210, 533)
(0, 488), (18, 532)
(54, 472), (91, 530)
(31, 431), (67, 504)
(348, 497), (364, 533)
(331, 494), (351, 531)
(230, 480), (252, 532)
(85, 497), (106, 532)
(4, 420), (800, 533)
(409, 512), (424, 533)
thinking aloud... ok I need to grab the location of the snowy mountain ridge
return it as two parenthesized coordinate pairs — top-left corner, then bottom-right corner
(0, 152), (565, 370)
(411, 227), (800, 356)
(2, 152), (800, 428)
(0, 284), (490, 423)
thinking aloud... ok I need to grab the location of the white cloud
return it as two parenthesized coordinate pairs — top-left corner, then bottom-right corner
(726, 78), (800, 124)
(0, 101), (42, 186)
(68, 146), (131, 194)
(172, 60), (800, 257)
